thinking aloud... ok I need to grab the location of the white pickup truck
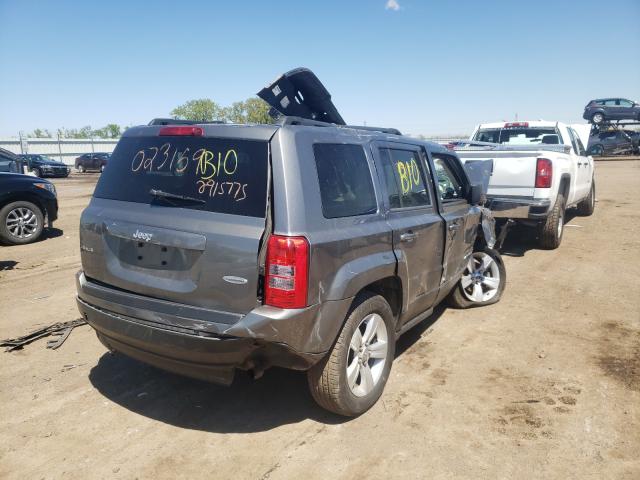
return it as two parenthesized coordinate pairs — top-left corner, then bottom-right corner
(454, 121), (596, 249)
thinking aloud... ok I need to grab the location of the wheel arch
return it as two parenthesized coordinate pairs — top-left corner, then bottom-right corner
(0, 193), (47, 219)
(559, 174), (571, 200)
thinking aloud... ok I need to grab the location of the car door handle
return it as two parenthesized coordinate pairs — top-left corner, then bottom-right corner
(448, 223), (461, 231)
(400, 232), (417, 242)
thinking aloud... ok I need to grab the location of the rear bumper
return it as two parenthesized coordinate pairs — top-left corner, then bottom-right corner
(76, 272), (352, 384)
(487, 197), (551, 219)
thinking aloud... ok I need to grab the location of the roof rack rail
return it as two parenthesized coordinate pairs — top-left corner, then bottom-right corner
(278, 116), (401, 135)
(148, 118), (227, 126)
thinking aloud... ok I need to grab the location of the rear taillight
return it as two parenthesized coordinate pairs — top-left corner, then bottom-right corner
(535, 158), (553, 188)
(264, 235), (309, 309)
(159, 126), (203, 136)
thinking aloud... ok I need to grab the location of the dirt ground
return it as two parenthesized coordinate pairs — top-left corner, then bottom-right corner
(1, 162), (638, 480)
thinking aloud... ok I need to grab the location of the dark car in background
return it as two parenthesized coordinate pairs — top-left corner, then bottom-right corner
(0, 172), (58, 245)
(587, 130), (639, 156)
(75, 152), (110, 173)
(583, 98), (640, 124)
(18, 154), (70, 178)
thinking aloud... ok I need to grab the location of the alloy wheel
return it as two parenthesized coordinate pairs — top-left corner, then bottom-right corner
(6, 207), (39, 239)
(346, 313), (388, 397)
(460, 252), (501, 303)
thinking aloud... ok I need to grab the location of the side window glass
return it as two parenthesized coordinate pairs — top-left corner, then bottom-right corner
(378, 147), (431, 208)
(619, 99), (633, 107)
(313, 143), (377, 218)
(432, 156), (464, 201)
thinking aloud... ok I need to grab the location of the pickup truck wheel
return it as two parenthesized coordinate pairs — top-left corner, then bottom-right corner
(307, 293), (395, 417)
(592, 112), (605, 124)
(577, 180), (596, 216)
(0, 201), (44, 245)
(538, 193), (565, 249)
(448, 248), (506, 308)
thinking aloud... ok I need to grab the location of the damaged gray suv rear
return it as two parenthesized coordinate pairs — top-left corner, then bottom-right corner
(76, 70), (505, 416)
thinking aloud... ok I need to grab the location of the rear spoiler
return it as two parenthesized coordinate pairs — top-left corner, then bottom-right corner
(451, 140), (572, 154)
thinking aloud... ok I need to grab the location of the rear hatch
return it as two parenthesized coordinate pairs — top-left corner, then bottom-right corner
(80, 125), (276, 316)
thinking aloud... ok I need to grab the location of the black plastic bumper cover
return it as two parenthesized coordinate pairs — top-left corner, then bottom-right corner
(78, 297), (324, 386)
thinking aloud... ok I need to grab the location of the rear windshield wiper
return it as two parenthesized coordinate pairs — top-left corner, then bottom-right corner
(149, 189), (206, 205)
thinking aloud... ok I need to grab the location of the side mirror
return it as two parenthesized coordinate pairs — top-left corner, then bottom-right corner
(468, 183), (483, 205)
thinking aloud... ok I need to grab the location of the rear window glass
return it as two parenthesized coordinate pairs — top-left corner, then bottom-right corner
(474, 128), (561, 145)
(313, 143), (377, 218)
(93, 136), (268, 217)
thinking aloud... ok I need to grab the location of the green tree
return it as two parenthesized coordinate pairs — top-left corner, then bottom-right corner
(171, 99), (223, 122)
(244, 97), (272, 124)
(223, 101), (247, 124)
(31, 128), (52, 138)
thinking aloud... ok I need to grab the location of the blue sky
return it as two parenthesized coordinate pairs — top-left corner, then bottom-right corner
(1, 0), (639, 137)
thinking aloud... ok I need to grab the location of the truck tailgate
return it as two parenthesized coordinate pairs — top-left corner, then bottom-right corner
(457, 150), (539, 198)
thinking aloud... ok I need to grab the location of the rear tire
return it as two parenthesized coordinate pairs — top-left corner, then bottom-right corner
(307, 293), (395, 417)
(0, 201), (44, 245)
(592, 112), (605, 124)
(576, 180), (595, 216)
(448, 248), (506, 308)
(538, 193), (565, 249)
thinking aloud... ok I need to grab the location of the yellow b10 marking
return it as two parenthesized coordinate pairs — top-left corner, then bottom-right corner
(396, 159), (421, 194)
(194, 148), (238, 180)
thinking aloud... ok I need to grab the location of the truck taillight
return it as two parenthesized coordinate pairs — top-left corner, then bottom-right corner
(264, 235), (309, 309)
(535, 158), (553, 188)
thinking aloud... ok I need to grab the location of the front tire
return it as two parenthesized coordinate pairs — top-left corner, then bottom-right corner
(77, 165), (85, 173)
(538, 193), (565, 249)
(592, 112), (605, 124)
(577, 180), (596, 216)
(307, 293), (395, 417)
(100, 165), (105, 173)
(0, 201), (44, 245)
(448, 248), (506, 308)
(33, 167), (42, 177)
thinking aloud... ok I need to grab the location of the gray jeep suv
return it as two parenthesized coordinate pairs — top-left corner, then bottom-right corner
(76, 72), (505, 416)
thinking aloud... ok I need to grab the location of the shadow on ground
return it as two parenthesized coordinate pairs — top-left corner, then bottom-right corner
(0, 260), (18, 271)
(89, 306), (447, 433)
(498, 210), (578, 257)
(41, 227), (64, 241)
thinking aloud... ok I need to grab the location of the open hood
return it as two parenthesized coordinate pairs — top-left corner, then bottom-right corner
(257, 67), (345, 125)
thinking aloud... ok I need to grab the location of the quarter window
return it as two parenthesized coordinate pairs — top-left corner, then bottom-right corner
(432, 155), (464, 201)
(378, 147), (431, 209)
(313, 143), (377, 218)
